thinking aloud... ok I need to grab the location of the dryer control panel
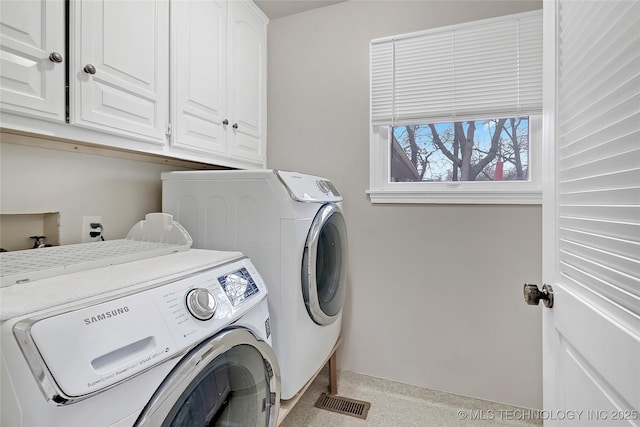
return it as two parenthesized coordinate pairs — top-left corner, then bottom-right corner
(11, 257), (267, 403)
(276, 170), (342, 202)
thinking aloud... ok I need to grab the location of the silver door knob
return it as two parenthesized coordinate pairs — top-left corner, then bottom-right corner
(523, 283), (554, 308)
(49, 52), (63, 63)
(83, 64), (96, 75)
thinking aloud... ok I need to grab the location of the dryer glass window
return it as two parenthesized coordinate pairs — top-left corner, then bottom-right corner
(316, 211), (347, 317)
(162, 345), (271, 427)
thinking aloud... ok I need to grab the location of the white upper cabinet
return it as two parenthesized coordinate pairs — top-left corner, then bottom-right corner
(227, 0), (267, 165)
(70, 0), (169, 145)
(0, 0), (66, 122)
(172, 0), (267, 167)
(172, 0), (228, 156)
(0, 0), (266, 168)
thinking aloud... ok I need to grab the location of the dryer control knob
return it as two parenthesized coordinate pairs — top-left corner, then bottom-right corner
(317, 180), (330, 194)
(186, 288), (217, 320)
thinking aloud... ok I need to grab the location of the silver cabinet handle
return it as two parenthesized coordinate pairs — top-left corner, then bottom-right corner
(83, 64), (96, 75)
(49, 52), (63, 63)
(222, 119), (229, 125)
(232, 123), (238, 129)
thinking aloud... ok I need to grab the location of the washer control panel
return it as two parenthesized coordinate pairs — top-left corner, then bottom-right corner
(19, 257), (267, 399)
(218, 267), (260, 307)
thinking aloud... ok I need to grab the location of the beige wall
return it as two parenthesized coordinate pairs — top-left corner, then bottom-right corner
(0, 142), (189, 244)
(266, 0), (543, 408)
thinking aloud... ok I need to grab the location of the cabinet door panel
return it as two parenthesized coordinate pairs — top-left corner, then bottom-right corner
(91, 81), (157, 124)
(227, 1), (266, 163)
(0, 0), (65, 121)
(72, 0), (168, 144)
(172, 0), (227, 154)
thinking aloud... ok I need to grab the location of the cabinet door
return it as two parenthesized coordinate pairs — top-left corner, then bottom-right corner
(71, 0), (169, 145)
(172, 0), (227, 155)
(227, 0), (267, 164)
(0, 0), (65, 122)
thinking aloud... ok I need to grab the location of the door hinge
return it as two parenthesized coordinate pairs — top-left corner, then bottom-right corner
(165, 124), (172, 137)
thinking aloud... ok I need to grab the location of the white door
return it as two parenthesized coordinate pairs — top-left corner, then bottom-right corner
(227, 0), (267, 164)
(172, 0), (228, 155)
(0, 0), (65, 122)
(540, 0), (640, 423)
(71, 0), (168, 145)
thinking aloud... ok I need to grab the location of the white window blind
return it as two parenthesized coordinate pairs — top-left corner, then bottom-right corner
(370, 10), (543, 126)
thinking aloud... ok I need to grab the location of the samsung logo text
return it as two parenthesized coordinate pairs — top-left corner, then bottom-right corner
(84, 306), (130, 325)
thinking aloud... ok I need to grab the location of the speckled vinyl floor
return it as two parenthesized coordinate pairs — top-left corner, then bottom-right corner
(280, 367), (542, 426)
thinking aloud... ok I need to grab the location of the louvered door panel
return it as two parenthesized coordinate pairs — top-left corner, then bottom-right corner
(544, 0), (640, 419)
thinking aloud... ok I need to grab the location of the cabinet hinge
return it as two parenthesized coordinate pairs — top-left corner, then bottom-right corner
(165, 124), (172, 137)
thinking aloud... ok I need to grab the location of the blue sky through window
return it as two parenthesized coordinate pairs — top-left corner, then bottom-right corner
(391, 118), (529, 182)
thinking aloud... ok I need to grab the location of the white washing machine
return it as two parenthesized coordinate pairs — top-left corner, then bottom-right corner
(162, 169), (348, 400)
(1, 244), (280, 426)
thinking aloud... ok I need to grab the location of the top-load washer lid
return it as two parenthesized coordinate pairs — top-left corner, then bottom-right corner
(275, 170), (342, 202)
(10, 253), (268, 405)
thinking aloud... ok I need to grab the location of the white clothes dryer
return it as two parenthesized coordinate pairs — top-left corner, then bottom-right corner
(162, 169), (348, 400)
(0, 249), (280, 426)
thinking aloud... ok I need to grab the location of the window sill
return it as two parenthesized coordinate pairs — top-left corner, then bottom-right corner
(366, 188), (542, 205)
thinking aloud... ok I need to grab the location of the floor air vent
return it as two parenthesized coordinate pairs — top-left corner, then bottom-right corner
(314, 392), (371, 420)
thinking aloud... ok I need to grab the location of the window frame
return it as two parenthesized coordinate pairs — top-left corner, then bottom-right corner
(368, 116), (542, 204)
(368, 10), (543, 205)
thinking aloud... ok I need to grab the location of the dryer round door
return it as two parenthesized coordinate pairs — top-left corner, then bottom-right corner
(302, 203), (348, 325)
(135, 329), (280, 427)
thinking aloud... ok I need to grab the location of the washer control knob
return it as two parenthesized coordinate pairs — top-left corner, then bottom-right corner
(186, 288), (217, 320)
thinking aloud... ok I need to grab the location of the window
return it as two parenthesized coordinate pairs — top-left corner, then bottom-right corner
(369, 10), (543, 204)
(391, 118), (531, 182)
